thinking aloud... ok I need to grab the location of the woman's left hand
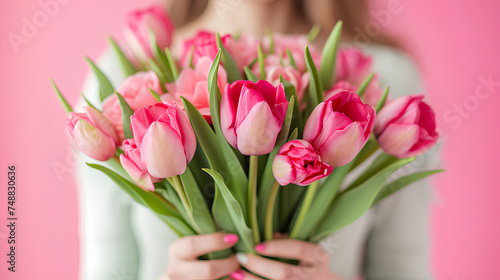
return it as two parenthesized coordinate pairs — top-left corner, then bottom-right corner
(229, 239), (343, 280)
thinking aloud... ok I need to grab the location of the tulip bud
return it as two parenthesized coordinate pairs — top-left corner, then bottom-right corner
(374, 95), (438, 158)
(272, 140), (333, 186)
(220, 80), (289, 155)
(123, 5), (175, 63)
(67, 107), (119, 161)
(130, 102), (196, 178)
(335, 48), (372, 85)
(304, 90), (375, 167)
(120, 139), (160, 191)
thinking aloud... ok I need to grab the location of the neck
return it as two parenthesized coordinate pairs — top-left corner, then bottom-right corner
(199, 0), (310, 37)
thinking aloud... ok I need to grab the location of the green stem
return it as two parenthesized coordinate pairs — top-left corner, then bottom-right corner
(171, 175), (202, 234)
(265, 181), (281, 241)
(248, 155), (260, 243)
(289, 180), (319, 239)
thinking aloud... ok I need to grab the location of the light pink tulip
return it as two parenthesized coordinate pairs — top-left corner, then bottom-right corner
(162, 56), (227, 123)
(120, 139), (161, 191)
(179, 31), (257, 71)
(325, 75), (384, 107)
(272, 140), (333, 186)
(374, 95), (438, 158)
(67, 107), (119, 161)
(335, 48), (372, 85)
(261, 33), (321, 73)
(130, 102), (196, 178)
(123, 5), (175, 62)
(102, 71), (162, 142)
(220, 80), (289, 155)
(304, 90), (376, 167)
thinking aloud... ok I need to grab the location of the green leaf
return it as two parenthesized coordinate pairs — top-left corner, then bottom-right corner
(311, 157), (416, 241)
(257, 44), (266, 80)
(289, 161), (353, 240)
(266, 28), (274, 53)
(164, 47), (179, 80)
(347, 153), (399, 192)
(374, 169), (444, 205)
(286, 49), (298, 70)
(281, 77), (304, 137)
(182, 97), (249, 214)
(305, 46), (323, 115)
(319, 21), (342, 90)
(216, 33), (243, 83)
(350, 138), (379, 170)
(204, 168), (255, 253)
(356, 73), (375, 97)
(180, 166), (217, 234)
(375, 86), (389, 112)
(115, 92), (134, 140)
(244, 66), (258, 82)
(85, 57), (114, 102)
(108, 36), (138, 76)
(149, 30), (174, 82)
(307, 24), (321, 43)
(86, 163), (195, 237)
(80, 92), (97, 110)
(149, 88), (162, 102)
(51, 79), (72, 113)
(149, 59), (168, 91)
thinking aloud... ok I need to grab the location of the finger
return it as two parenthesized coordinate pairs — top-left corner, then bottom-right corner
(174, 256), (240, 279)
(169, 233), (239, 260)
(254, 239), (328, 264)
(235, 253), (299, 280)
(229, 270), (264, 280)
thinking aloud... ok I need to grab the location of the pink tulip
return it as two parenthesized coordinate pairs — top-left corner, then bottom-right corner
(325, 75), (384, 107)
(272, 140), (333, 186)
(304, 90), (376, 167)
(179, 31), (257, 71)
(130, 102), (196, 178)
(335, 48), (372, 85)
(374, 95), (438, 158)
(162, 56), (227, 123)
(102, 71), (162, 142)
(123, 5), (175, 63)
(220, 80), (289, 155)
(67, 107), (119, 161)
(120, 139), (161, 191)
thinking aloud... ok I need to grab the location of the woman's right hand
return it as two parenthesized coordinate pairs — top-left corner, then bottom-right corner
(158, 232), (242, 280)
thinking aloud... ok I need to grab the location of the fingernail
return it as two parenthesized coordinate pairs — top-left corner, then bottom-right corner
(254, 243), (266, 253)
(235, 253), (249, 265)
(223, 234), (239, 244)
(230, 270), (245, 280)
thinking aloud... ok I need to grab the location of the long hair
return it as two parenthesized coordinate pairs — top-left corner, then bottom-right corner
(166, 0), (398, 47)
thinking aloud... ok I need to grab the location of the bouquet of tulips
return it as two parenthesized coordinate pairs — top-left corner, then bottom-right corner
(55, 6), (442, 257)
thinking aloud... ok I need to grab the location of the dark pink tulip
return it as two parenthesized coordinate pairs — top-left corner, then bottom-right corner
(374, 95), (438, 158)
(304, 90), (376, 167)
(120, 139), (161, 191)
(272, 140), (333, 186)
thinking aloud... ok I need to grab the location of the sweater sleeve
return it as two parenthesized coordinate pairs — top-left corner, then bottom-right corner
(362, 45), (438, 279)
(76, 49), (140, 280)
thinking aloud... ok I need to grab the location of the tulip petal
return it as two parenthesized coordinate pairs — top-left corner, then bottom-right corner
(74, 120), (116, 161)
(84, 106), (119, 144)
(220, 83), (239, 148)
(374, 95), (423, 134)
(272, 154), (296, 186)
(174, 105), (197, 162)
(303, 102), (327, 143)
(140, 121), (187, 178)
(236, 101), (280, 155)
(377, 123), (420, 158)
(319, 122), (366, 167)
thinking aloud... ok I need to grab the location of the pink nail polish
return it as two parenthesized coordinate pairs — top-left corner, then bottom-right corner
(223, 234), (239, 244)
(230, 270), (245, 280)
(255, 243), (266, 253)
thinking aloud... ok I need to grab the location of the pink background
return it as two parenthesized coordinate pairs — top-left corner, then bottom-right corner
(1, 0), (499, 279)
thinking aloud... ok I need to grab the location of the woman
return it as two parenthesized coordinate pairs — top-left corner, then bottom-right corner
(77, 0), (435, 279)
